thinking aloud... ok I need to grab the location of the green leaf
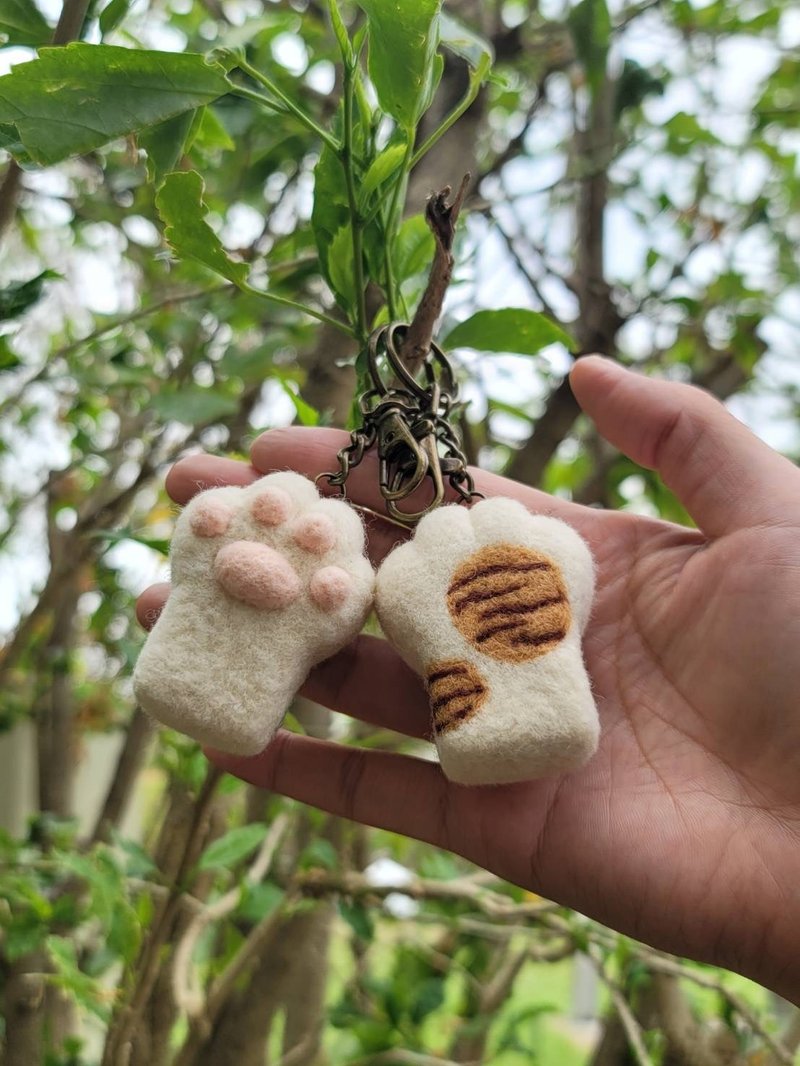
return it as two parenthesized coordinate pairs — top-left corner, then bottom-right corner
(567, 0), (610, 94)
(107, 898), (141, 961)
(442, 308), (574, 354)
(311, 103), (371, 315)
(192, 105), (235, 152)
(0, 0), (49, 47)
(356, 0), (442, 129)
(0, 44), (230, 165)
(328, 0), (354, 66)
(311, 136), (348, 250)
(0, 338), (21, 372)
(139, 109), (199, 184)
(438, 11), (493, 71)
(46, 936), (110, 1020)
(394, 214), (434, 282)
(155, 170), (248, 285)
(0, 122), (26, 156)
(339, 899), (374, 941)
(238, 881), (284, 923)
(327, 224), (357, 308)
(151, 384), (240, 425)
(91, 527), (172, 554)
(300, 837), (338, 870)
(196, 824), (268, 872)
(0, 270), (59, 322)
(98, 0), (130, 35)
(278, 379), (320, 426)
(488, 397), (534, 424)
(359, 142), (406, 205)
(110, 832), (158, 879)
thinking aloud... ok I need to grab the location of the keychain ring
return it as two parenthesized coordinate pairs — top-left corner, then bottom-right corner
(367, 322), (456, 401)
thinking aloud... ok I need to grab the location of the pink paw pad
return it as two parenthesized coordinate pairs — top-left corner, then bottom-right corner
(309, 566), (352, 612)
(292, 513), (337, 556)
(251, 487), (292, 528)
(214, 541), (302, 610)
(190, 498), (232, 538)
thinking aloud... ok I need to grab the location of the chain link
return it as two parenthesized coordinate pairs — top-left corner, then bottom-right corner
(317, 323), (481, 527)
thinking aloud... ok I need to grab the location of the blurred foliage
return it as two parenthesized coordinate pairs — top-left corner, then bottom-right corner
(0, 0), (798, 1062)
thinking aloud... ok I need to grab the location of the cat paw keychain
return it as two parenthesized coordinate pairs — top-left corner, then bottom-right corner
(321, 322), (600, 786)
(134, 321), (598, 784)
(133, 472), (374, 755)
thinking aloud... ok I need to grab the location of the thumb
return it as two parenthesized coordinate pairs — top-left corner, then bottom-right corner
(569, 356), (800, 538)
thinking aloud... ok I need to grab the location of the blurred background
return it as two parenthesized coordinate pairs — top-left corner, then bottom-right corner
(1, 0), (799, 1062)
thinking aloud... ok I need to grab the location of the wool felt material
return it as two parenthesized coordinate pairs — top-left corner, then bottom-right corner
(375, 498), (598, 785)
(133, 472), (374, 755)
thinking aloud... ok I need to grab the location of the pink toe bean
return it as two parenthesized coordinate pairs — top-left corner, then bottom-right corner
(190, 497), (232, 538)
(293, 513), (337, 555)
(251, 487), (292, 527)
(214, 541), (301, 610)
(309, 566), (352, 612)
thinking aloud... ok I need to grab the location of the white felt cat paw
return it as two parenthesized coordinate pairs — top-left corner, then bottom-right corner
(133, 472), (374, 755)
(375, 498), (598, 785)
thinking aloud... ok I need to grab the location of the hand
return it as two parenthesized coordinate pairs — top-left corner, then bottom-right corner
(137, 356), (800, 1001)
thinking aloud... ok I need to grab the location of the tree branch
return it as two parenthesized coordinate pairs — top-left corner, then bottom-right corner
(171, 813), (289, 1018)
(89, 707), (154, 845)
(586, 946), (655, 1066)
(102, 765), (223, 1066)
(397, 174), (470, 375)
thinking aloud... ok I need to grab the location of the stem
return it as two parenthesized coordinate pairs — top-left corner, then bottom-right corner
(376, 139), (413, 319)
(410, 60), (489, 171)
(227, 83), (287, 114)
(60, 284), (232, 357)
(384, 140), (412, 235)
(241, 283), (355, 336)
(52, 0), (91, 44)
(383, 217), (397, 321)
(237, 58), (339, 152)
(341, 62), (367, 343)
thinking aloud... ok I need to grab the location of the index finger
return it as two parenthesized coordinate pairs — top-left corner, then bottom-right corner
(249, 426), (602, 563)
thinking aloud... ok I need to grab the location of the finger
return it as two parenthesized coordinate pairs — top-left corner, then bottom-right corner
(302, 635), (430, 739)
(207, 731), (475, 857)
(250, 427), (600, 564)
(570, 356), (800, 537)
(165, 454), (259, 505)
(136, 582), (170, 630)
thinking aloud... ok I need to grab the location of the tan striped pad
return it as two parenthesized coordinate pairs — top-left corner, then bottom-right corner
(426, 659), (488, 734)
(446, 543), (570, 663)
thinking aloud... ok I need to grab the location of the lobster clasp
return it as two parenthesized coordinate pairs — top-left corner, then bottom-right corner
(375, 405), (431, 502)
(385, 430), (445, 527)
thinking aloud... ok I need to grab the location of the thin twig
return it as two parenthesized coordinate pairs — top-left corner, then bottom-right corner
(171, 813), (289, 1018)
(587, 946), (655, 1066)
(397, 173), (470, 374)
(642, 954), (795, 1066)
(101, 765), (223, 1066)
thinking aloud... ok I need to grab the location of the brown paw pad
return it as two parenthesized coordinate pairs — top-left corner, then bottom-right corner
(426, 659), (488, 735)
(446, 543), (571, 663)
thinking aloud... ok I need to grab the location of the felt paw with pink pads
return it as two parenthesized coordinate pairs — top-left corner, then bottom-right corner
(133, 472), (374, 755)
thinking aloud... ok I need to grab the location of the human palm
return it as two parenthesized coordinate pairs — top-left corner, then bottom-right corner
(138, 357), (800, 1000)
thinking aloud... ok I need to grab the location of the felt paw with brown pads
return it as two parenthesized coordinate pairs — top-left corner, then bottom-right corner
(426, 660), (488, 734)
(446, 543), (571, 662)
(133, 473), (373, 756)
(375, 498), (598, 785)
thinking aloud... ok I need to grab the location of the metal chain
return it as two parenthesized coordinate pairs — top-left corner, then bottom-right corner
(317, 322), (481, 527)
